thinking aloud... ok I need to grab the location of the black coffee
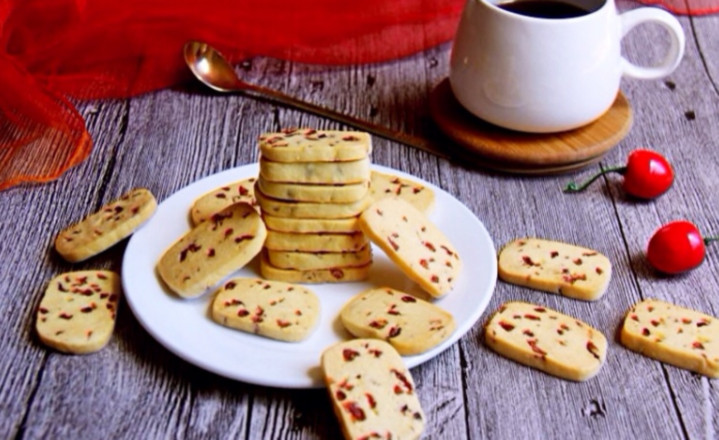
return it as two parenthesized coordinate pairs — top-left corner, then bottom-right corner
(499, 0), (591, 18)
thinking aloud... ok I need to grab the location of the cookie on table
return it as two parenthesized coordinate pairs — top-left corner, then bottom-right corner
(259, 128), (371, 163)
(255, 185), (371, 219)
(260, 252), (370, 283)
(497, 237), (612, 301)
(264, 230), (368, 253)
(36, 270), (121, 354)
(262, 215), (361, 234)
(266, 247), (372, 270)
(189, 177), (257, 225)
(257, 176), (369, 203)
(321, 339), (425, 440)
(620, 298), (718, 378)
(259, 157), (370, 184)
(370, 171), (435, 213)
(156, 203), (267, 298)
(211, 278), (320, 342)
(340, 287), (456, 355)
(55, 188), (157, 262)
(359, 197), (461, 297)
(484, 301), (607, 381)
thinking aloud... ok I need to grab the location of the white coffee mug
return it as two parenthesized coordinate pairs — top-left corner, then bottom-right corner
(449, 0), (685, 133)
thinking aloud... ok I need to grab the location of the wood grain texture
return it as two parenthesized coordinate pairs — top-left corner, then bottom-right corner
(1, 3), (718, 439)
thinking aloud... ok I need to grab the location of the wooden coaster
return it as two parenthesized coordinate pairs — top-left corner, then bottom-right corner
(429, 78), (633, 174)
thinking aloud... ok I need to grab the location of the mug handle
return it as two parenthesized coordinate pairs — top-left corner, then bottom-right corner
(620, 8), (685, 80)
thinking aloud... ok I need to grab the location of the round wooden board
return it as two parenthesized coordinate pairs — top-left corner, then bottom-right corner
(429, 78), (633, 174)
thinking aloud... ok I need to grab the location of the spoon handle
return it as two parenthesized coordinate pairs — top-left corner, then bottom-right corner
(241, 83), (449, 159)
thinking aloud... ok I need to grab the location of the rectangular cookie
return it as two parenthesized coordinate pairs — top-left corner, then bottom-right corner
(340, 287), (455, 355)
(370, 170), (435, 213)
(359, 197), (461, 297)
(484, 301), (607, 381)
(266, 247), (372, 270)
(260, 252), (370, 283)
(257, 176), (369, 203)
(264, 230), (368, 253)
(262, 214), (361, 234)
(190, 177), (258, 225)
(156, 203), (267, 298)
(321, 339), (425, 440)
(620, 298), (718, 378)
(497, 237), (612, 301)
(259, 157), (370, 184)
(259, 128), (371, 162)
(55, 188), (157, 262)
(36, 270), (121, 354)
(255, 185), (371, 219)
(211, 277), (320, 342)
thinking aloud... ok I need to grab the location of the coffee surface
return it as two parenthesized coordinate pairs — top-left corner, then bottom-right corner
(499, 0), (590, 18)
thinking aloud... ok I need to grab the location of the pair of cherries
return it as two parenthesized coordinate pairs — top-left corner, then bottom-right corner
(565, 149), (717, 274)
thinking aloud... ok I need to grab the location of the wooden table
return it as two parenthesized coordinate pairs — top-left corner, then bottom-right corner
(3, 2), (718, 438)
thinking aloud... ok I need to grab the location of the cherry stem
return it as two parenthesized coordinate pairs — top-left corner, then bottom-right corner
(563, 165), (627, 193)
(705, 236), (719, 245)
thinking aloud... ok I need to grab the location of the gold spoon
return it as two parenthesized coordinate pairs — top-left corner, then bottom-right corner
(183, 41), (447, 159)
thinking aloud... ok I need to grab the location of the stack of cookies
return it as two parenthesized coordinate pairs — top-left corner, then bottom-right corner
(255, 128), (373, 283)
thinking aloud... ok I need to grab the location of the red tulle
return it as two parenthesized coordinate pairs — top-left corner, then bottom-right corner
(0, 0), (715, 190)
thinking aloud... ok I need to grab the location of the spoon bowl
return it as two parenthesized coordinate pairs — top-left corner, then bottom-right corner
(182, 41), (445, 158)
(184, 42), (243, 92)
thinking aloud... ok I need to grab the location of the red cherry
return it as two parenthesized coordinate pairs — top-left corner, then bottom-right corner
(622, 149), (674, 199)
(564, 149), (674, 199)
(646, 220), (715, 274)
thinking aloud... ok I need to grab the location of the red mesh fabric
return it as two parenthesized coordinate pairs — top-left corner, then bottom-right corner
(0, 0), (714, 190)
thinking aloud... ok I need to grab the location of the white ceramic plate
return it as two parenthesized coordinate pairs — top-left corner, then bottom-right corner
(122, 163), (496, 389)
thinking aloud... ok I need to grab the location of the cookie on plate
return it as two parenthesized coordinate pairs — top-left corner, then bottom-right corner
(340, 287), (456, 355)
(264, 230), (368, 253)
(265, 247), (372, 270)
(370, 171), (435, 213)
(620, 298), (718, 378)
(260, 252), (370, 283)
(359, 197), (461, 297)
(36, 270), (121, 354)
(257, 176), (369, 203)
(321, 339), (425, 440)
(262, 215), (361, 234)
(189, 177), (257, 225)
(484, 301), (607, 381)
(211, 277), (320, 342)
(497, 237), (612, 301)
(255, 185), (371, 219)
(259, 157), (371, 185)
(55, 188), (157, 262)
(259, 128), (371, 162)
(156, 202), (266, 298)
